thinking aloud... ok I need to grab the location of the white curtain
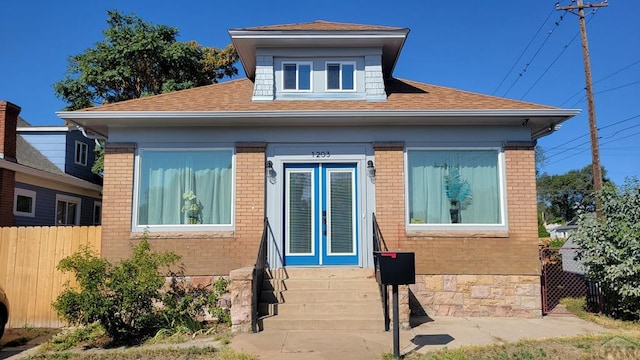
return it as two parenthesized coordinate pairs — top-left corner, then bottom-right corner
(408, 150), (500, 224)
(138, 150), (232, 225)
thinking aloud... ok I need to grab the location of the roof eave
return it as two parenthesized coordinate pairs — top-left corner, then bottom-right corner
(58, 108), (580, 139)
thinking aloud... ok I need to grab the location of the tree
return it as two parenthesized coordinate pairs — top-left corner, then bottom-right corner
(537, 165), (608, 223)
(54, 10), (238, 111)
(572, 178), (640, 320)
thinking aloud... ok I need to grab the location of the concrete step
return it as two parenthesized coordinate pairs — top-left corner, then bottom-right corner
(263, 278), (379, 292)
(267, 302), (381, 316)
(267, 267), (374, 280)
(259, 267), (383, 331)
(262, 289), (380, 304)
(260, 316), (384, 331)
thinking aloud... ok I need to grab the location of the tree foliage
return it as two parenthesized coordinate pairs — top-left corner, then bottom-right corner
(54, 10), (238, 111)
(572, 178), (640, 320)
(537, 165), (608, 223)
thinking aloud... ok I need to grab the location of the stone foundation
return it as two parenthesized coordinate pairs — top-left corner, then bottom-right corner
(229, 267), (254, 333)
(410, 275), (542, 318)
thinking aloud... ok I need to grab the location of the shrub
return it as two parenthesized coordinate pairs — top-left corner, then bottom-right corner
(161, 272), (231, 332)
(572, 178), (640, 320)
(53, 237), (180, 342)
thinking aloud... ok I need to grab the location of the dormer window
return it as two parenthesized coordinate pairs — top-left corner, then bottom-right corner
(326, 62), (355, 91)
(283, 62), (312, 91)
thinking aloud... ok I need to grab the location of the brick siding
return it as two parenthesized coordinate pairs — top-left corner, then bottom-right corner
(100, 142), (265, 276)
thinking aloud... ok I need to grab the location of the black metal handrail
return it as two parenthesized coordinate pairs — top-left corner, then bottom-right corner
(372, 213), (390, 331)
(252, 218), (269, 333)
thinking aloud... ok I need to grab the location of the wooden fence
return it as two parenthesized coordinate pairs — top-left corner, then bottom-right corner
(0, 226), (101, 328)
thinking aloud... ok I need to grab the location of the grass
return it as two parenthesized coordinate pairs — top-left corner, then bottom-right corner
(23, 346), (256, 360)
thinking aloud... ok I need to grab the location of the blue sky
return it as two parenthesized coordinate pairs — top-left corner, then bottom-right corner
(1, 1), (638, 185)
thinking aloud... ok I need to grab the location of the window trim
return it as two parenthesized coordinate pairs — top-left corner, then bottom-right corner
(14, 188), (36, 217)
(282, 62), (313, 92)
(404, 147), (508, 231)
(93, 201), (102, 225)
(325, 61), (356, 92)
(55, 194), (81, 225)
(75, 140), (88, 166)
(132, 147), (236, 232)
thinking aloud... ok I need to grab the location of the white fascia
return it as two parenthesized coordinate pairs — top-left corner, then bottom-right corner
(58, 109), (580, 120)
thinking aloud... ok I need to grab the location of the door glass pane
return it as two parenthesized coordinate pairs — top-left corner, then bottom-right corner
(288, 171), (313, 254)
(329, 171), (353, 254)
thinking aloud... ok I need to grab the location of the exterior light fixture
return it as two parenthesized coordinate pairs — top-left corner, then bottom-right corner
(266, 160), (277, 184)
(367, 160), (376, 180)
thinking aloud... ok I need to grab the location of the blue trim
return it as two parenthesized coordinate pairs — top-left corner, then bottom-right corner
(284, 163), (358, 266)
(283, 164), (320, 266)
(322, 164), (358, 265)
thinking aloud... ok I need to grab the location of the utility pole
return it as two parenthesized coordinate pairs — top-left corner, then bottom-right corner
(556, 0), (608, 215)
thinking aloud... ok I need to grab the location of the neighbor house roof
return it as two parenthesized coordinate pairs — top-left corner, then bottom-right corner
(76, 78), (555, 112)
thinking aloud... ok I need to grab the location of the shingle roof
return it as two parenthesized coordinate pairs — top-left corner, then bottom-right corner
(16, 135), (65, 175)
(234, 20), (405, 32)
(79, 78), (555, 112)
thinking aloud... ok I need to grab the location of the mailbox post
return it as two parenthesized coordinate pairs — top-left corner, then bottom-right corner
(374, 251), (415, 359)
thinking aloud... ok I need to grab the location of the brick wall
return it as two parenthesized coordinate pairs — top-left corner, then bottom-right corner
(373, 143), (541, 317)
(0, 101), (19, 226)
(100, 142), (265, 276)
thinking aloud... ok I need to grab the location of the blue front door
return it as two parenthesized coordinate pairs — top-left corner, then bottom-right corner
(284, 163), (358, 266)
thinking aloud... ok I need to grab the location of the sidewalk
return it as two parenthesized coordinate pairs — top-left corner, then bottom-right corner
(229, 315), (609, 359)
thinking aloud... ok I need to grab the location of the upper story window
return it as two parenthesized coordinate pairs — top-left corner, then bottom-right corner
(75, 141), (88, 166)
(283, 62), (312, 91)
(326, 62), (355, 91)
(135, 148), (234, 230)
(406, 148), (505, 230)
(14, 188), (36, 217)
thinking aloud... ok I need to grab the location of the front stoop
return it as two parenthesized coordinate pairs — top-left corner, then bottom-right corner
(258, 267), (384, 330)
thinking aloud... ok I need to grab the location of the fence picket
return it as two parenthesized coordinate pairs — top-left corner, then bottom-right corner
(0, 226), (101, 328)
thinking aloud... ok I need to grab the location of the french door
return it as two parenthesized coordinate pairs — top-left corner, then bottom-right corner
(284, 163), (358, 266)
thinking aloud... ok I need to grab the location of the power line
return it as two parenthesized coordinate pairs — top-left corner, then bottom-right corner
(492, 6), (556, 95)
(502, 10), (569, 97)
(543, 114), (640, 154)
(570, 80), (640, 107)
(520, 10), (600, 100)
(560, 58), (640, 106)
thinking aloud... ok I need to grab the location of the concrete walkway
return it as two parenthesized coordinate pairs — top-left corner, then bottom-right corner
(229, 315), (609, 359)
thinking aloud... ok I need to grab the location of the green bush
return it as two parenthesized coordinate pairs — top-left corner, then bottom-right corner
(53, 238), (180, 342)
(572, 178), (640, 320)
(161, 273), (231, 332)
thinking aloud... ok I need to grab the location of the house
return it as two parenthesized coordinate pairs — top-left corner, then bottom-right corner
(0, 101), (102, 227)
(57, 21), (579, 325)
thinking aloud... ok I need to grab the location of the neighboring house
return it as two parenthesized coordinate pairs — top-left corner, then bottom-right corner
(58, 21), (579, 320)
(547, 219), (579, 239)
(0, 101), (102, 227)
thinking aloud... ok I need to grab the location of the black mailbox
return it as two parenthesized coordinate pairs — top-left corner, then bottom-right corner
(374, 252), (415, 285)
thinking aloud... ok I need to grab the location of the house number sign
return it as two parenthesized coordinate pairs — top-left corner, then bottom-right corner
(311, 151), (330, 158)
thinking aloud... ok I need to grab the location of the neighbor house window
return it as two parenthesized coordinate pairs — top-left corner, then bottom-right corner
(406, 149), (504, 228)
(326, 62), (355, 91)
(283, 62), (312, 91)
(56, 194), (81, 225)
(14, 188), (36, 217)
(75, 141), (88, 166)
(93, 201), (102, 225)
(136, 149), (233, 228)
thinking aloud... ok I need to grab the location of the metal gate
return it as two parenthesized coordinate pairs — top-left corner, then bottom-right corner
(540, 247), (588, 314)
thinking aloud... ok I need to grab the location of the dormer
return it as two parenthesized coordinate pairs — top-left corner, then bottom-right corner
(228, 21), (409, 102)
